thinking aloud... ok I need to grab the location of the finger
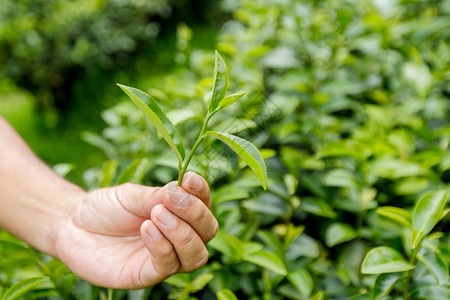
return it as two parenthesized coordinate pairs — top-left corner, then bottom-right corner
(112, 183), (164, 218)
(164, 184), (218, 243)
(140, 220), (180, 278)
(180, 172), (211, 207)
(151, 204), (210, 272)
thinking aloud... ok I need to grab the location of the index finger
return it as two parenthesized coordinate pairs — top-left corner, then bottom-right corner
(179, 172), (211, 208)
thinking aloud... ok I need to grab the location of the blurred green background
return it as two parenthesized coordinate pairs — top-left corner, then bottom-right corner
(0, 0), (449, 299)
(0, 0), (219, 184)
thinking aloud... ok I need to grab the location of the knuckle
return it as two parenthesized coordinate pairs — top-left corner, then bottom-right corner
(184, 249), (209, 272)
(154, 256), (180, 276)
(159, 244), (174, 258)
(179, 229), (197, 245)
(208, 220), (219, 241)
(192, 206), (208, 224)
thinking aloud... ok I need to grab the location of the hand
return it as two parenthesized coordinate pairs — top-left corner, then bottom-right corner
(54, 172), (218, 289)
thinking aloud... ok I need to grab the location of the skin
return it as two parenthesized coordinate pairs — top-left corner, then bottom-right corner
(0, 116), (218, 289)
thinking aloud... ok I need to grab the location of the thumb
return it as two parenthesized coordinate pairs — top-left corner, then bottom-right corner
(112, 182), (171, 218)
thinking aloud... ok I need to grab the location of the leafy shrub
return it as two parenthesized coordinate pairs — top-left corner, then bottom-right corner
(1, 0), (449, 299)
(0, 0), (171, 113)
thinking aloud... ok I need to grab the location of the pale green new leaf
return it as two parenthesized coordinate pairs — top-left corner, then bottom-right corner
(213, 91), (246, 114)
(208, 51), (228, 112)
(325, 223), (358, 247)
(371, 272), (403, 300)
(411, 190), (448, 249)
(244, 249), (287, 275)
(217, 289), (238, 300)
(204, 131), (267, 189)
(117, 84), (185, 164)
(361, 246), (414, 274)
(99, 160), (119, 188)
(376, 206), (412, 228)
(1, 277), (50, 300)
(287, 268), (313, 297)
(116, 158), (151, 185)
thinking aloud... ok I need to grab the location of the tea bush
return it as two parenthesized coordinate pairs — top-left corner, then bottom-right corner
(1, 0), (449, 299)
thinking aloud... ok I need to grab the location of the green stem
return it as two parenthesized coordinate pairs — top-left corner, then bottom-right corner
(107, 288), (114, 300)
(177, 113), (212, 185)
(403, 245), (420, 300)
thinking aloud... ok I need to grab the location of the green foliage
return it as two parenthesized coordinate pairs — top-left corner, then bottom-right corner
(0, 0), (207, 113)
(1, 0), (449, 299)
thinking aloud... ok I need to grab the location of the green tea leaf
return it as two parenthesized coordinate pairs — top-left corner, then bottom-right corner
(116, 158), (151, 185)
(287, 268), (313, 297)
(361, 246), (414, 274)
(323, 169), (358, 188)
(418, 249), (449, 286)
(1, 277), (50, 300)
(285, 224), (304, 249)
(99, 160), (119, 187)
(213, 91), (246, 113)
(204, 131), (267, 189)
(191, 273), (214, 292)
(117, 84), (185, 164)
(300, 197), (337, 219)
(217, 289), (238, 300)
(325, 223), (358, 247)
(348, 294), (371, 300)
(312, 291), (325, 300)
(409, 286), (450, 299)
(81, 131), (118, 159)
(208, 230), (244, 260)
(376, 206), (412, 228)
(244, 249), (287, 275)
(411, 190), (448, 249)
(371, 272), (403, 300)
(208, 51), (228, 112)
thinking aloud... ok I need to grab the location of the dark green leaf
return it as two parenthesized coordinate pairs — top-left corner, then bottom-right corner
(418, 249), (449, 286)
(361, 246), (414, 274)
(208, 230), (244, 260)
(371, 272), (403, 300)
(411, 191), (448, 249)
(1, 277), (51, 300)
(325, 223), (358, 247)
(204, 131), (267, 189)
(117, 84), (185, 164)
(409, 286), (450, 299)
(300, 197), (337, 218)
(208, 51), (228, 112)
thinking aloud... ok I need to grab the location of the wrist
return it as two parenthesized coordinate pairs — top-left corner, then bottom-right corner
(48, 185), (87, 258)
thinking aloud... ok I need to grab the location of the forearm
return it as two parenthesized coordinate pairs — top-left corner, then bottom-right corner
(0, 117), (86, 256)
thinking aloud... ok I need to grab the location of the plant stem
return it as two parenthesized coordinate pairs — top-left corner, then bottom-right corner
(403, 244), (420, 300)
(177, 112), (212, 185)
(107, 288), (114, 300)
